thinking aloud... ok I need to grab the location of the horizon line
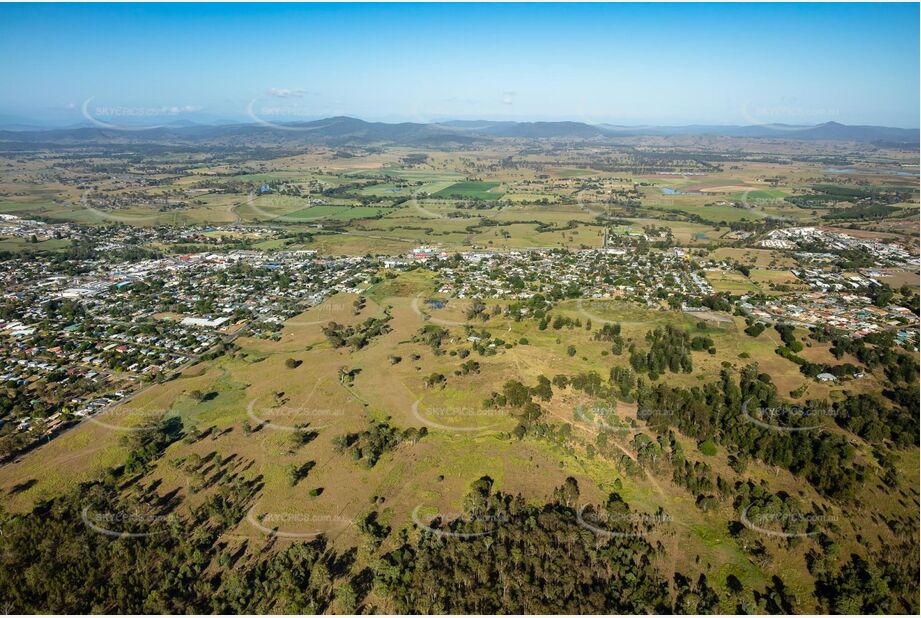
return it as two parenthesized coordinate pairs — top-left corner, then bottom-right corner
(2, 115), (919, 132)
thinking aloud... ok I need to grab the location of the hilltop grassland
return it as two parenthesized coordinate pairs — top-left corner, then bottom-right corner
(1, 273), (916, 612)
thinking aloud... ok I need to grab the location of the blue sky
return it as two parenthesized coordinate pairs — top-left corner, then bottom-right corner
(1, 3), (918, 127)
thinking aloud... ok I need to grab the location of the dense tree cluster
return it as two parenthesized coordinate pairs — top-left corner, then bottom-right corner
(321, 315), (392, 351)
(375, 477), (673, 613)
(732, 479), (821, 542)
(593, 321), (625, 347)
(609, 365), (636, 399)
(774, 323), (802, 351)
(0, 418), (340, 614)
(744, 321), (766, 337)
(629, 325), (704, 378)
(413, 324), (450, 354)
(831, 393), (918, 447)
(332, 421), (426, 467)
(814, 553), (919, 614)
(637, 366), (863, 499)
(814, 326), (919, 384)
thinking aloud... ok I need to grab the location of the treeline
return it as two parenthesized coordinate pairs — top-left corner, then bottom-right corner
(784, 184), (912, 210)
(824, 203), (899, 221)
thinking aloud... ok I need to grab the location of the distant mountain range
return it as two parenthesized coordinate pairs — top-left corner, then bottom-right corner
(0, 116), (917, 147)
(439, 119), (919, 144)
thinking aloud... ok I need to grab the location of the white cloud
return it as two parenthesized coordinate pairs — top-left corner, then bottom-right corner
(267, 88), (311, 98)
(165, 105), (203, 114)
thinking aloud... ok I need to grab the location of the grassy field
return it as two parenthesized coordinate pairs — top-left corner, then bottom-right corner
(710, 247), (798, 268)
(749, 268), (807, 289)
(433, 181), (504, 200)
(643, 198), (768, 223)
(0, 237), (72, 252)
(0, 200), (61, 214)
(286, 205), (391, 221)
(704, 269), (762, 294)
